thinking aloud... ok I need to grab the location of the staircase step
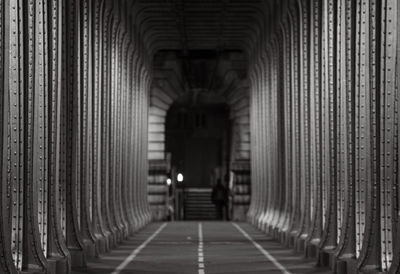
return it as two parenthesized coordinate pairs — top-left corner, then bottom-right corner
(185, 207), (215, 209)
(186, 208), (215, 210)
(184, 188), (218, 220)
(185, 203), (214, 207)
(185, 211), (216, 213)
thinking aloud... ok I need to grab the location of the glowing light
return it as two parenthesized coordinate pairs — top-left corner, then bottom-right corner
(166, 178), (172, 186)
(177, 173), (184, 182)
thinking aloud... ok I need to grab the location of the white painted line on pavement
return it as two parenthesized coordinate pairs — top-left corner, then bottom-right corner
(198, 223), (205, 274)
(232, 223), (292, 274)
(111, 223), (168, 274)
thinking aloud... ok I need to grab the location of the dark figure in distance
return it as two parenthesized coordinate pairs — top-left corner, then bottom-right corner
(211, 179), (228, 220)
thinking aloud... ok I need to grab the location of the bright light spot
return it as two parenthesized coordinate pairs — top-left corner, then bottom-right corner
(166, 178), (172, 186)
(177, 173), (184, 182)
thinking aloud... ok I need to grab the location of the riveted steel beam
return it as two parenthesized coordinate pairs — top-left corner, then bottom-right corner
(247, 0), (400, 272)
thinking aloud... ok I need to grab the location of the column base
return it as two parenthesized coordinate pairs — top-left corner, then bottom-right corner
(47, 256), (70, 274)
(70, 248), (86, 268)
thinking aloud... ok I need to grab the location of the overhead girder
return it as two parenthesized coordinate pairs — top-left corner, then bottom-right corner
(129, 0), (271, 57)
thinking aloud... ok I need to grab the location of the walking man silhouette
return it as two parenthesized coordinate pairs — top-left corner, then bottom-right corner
(211, 179), (228, 220)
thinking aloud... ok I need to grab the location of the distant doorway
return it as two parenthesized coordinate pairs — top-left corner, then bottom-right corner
(184, 138), (220, 188)
(166, 103), (230, 188)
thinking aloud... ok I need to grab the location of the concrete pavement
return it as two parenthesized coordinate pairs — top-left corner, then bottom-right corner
(72, 222), (331, 274)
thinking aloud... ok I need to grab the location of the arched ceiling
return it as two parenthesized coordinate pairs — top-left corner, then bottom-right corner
(131, 0), (274, 56)
(143, 0), (259, 172)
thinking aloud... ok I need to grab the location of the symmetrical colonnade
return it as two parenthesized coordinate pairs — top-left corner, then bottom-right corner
(2, 0), (400, 273)
(0, 1), (151, 273)
(248, 0), (400, 273)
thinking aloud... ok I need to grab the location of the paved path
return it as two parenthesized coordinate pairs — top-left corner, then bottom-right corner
(72, 222), (331, 274)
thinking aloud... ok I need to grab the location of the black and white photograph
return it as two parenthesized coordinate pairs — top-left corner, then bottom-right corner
(0, 0), (399, 273)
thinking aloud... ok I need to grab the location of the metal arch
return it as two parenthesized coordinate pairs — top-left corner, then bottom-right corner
(46, 0), (71, 265)
(127, 41), (137, 230)
(248, 48), (259, 225)
(113, 13), (126, 238)
(277, 17), (293, 236)
(121, 32), (135, 233)
(251, 59), (263, 227)
(246, 71), (257, 222)
(306, 0), (324, 248)
(247, 63), (258, 223)
(334, 0), (357, 260)
(248, 59), (262, 225)
(253, 41), (268, 228)
(353, 0), (367, 259)
(378, 0), (397, 270)
(318, 0), (338, 252)
(133, 52), (147, 227)
(286, 0), (302, 237)
(78, 0), (98, 250)
(389, 1), (400, 271)
(109, 10), (125, 240)
(116, 23), (131, 236)
(355, 0), (379, 267)
(274, 22), (290, 233)
(99, 0), (116, 249)
(64, 0), (87, 265)
(269, 36), (282, 231)
(0, 0), (20, 271)
(130, 1), (267, 55)
(91, 0), (108, 247)
(129, 46), (142, 229)
(139, 63), (153, 224)
(295, 0), (312, 243)
(23, 0), (49, 270)
(319, 0), (329, 233)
